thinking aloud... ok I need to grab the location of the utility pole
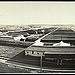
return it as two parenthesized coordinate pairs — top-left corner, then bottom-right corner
(40, 52), (43, 72)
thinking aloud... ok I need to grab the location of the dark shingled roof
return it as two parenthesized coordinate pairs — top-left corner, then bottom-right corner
(41, 28), (75, 41)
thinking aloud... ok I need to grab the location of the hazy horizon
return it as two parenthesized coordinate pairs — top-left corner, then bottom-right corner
(0, 1), (75, 25)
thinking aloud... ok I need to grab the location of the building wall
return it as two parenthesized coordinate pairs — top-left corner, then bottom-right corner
(25, 50), (45, 56)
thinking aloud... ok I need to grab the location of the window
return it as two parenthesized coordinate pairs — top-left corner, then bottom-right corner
(43, 53), (45, 55)
(37, 52), (39, 54)
(27, 52), (29, 54)
(32, 51), (34, 54)
(25, 51), (29, 55)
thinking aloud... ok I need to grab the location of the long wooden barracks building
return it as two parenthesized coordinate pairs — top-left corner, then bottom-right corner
(8, 27), (75, 70)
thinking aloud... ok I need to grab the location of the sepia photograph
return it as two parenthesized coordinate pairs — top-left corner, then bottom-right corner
(0, 1), (75, 74)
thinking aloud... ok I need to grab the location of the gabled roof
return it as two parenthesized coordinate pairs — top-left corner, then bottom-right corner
(41, 28), (75, 41)
(53, 41), (70, 46)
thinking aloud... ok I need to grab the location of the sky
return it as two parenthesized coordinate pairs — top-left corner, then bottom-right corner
(0, 1), (75, 25)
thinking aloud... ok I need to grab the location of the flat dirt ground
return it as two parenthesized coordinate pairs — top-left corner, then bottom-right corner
(0, 45), (31, 73)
